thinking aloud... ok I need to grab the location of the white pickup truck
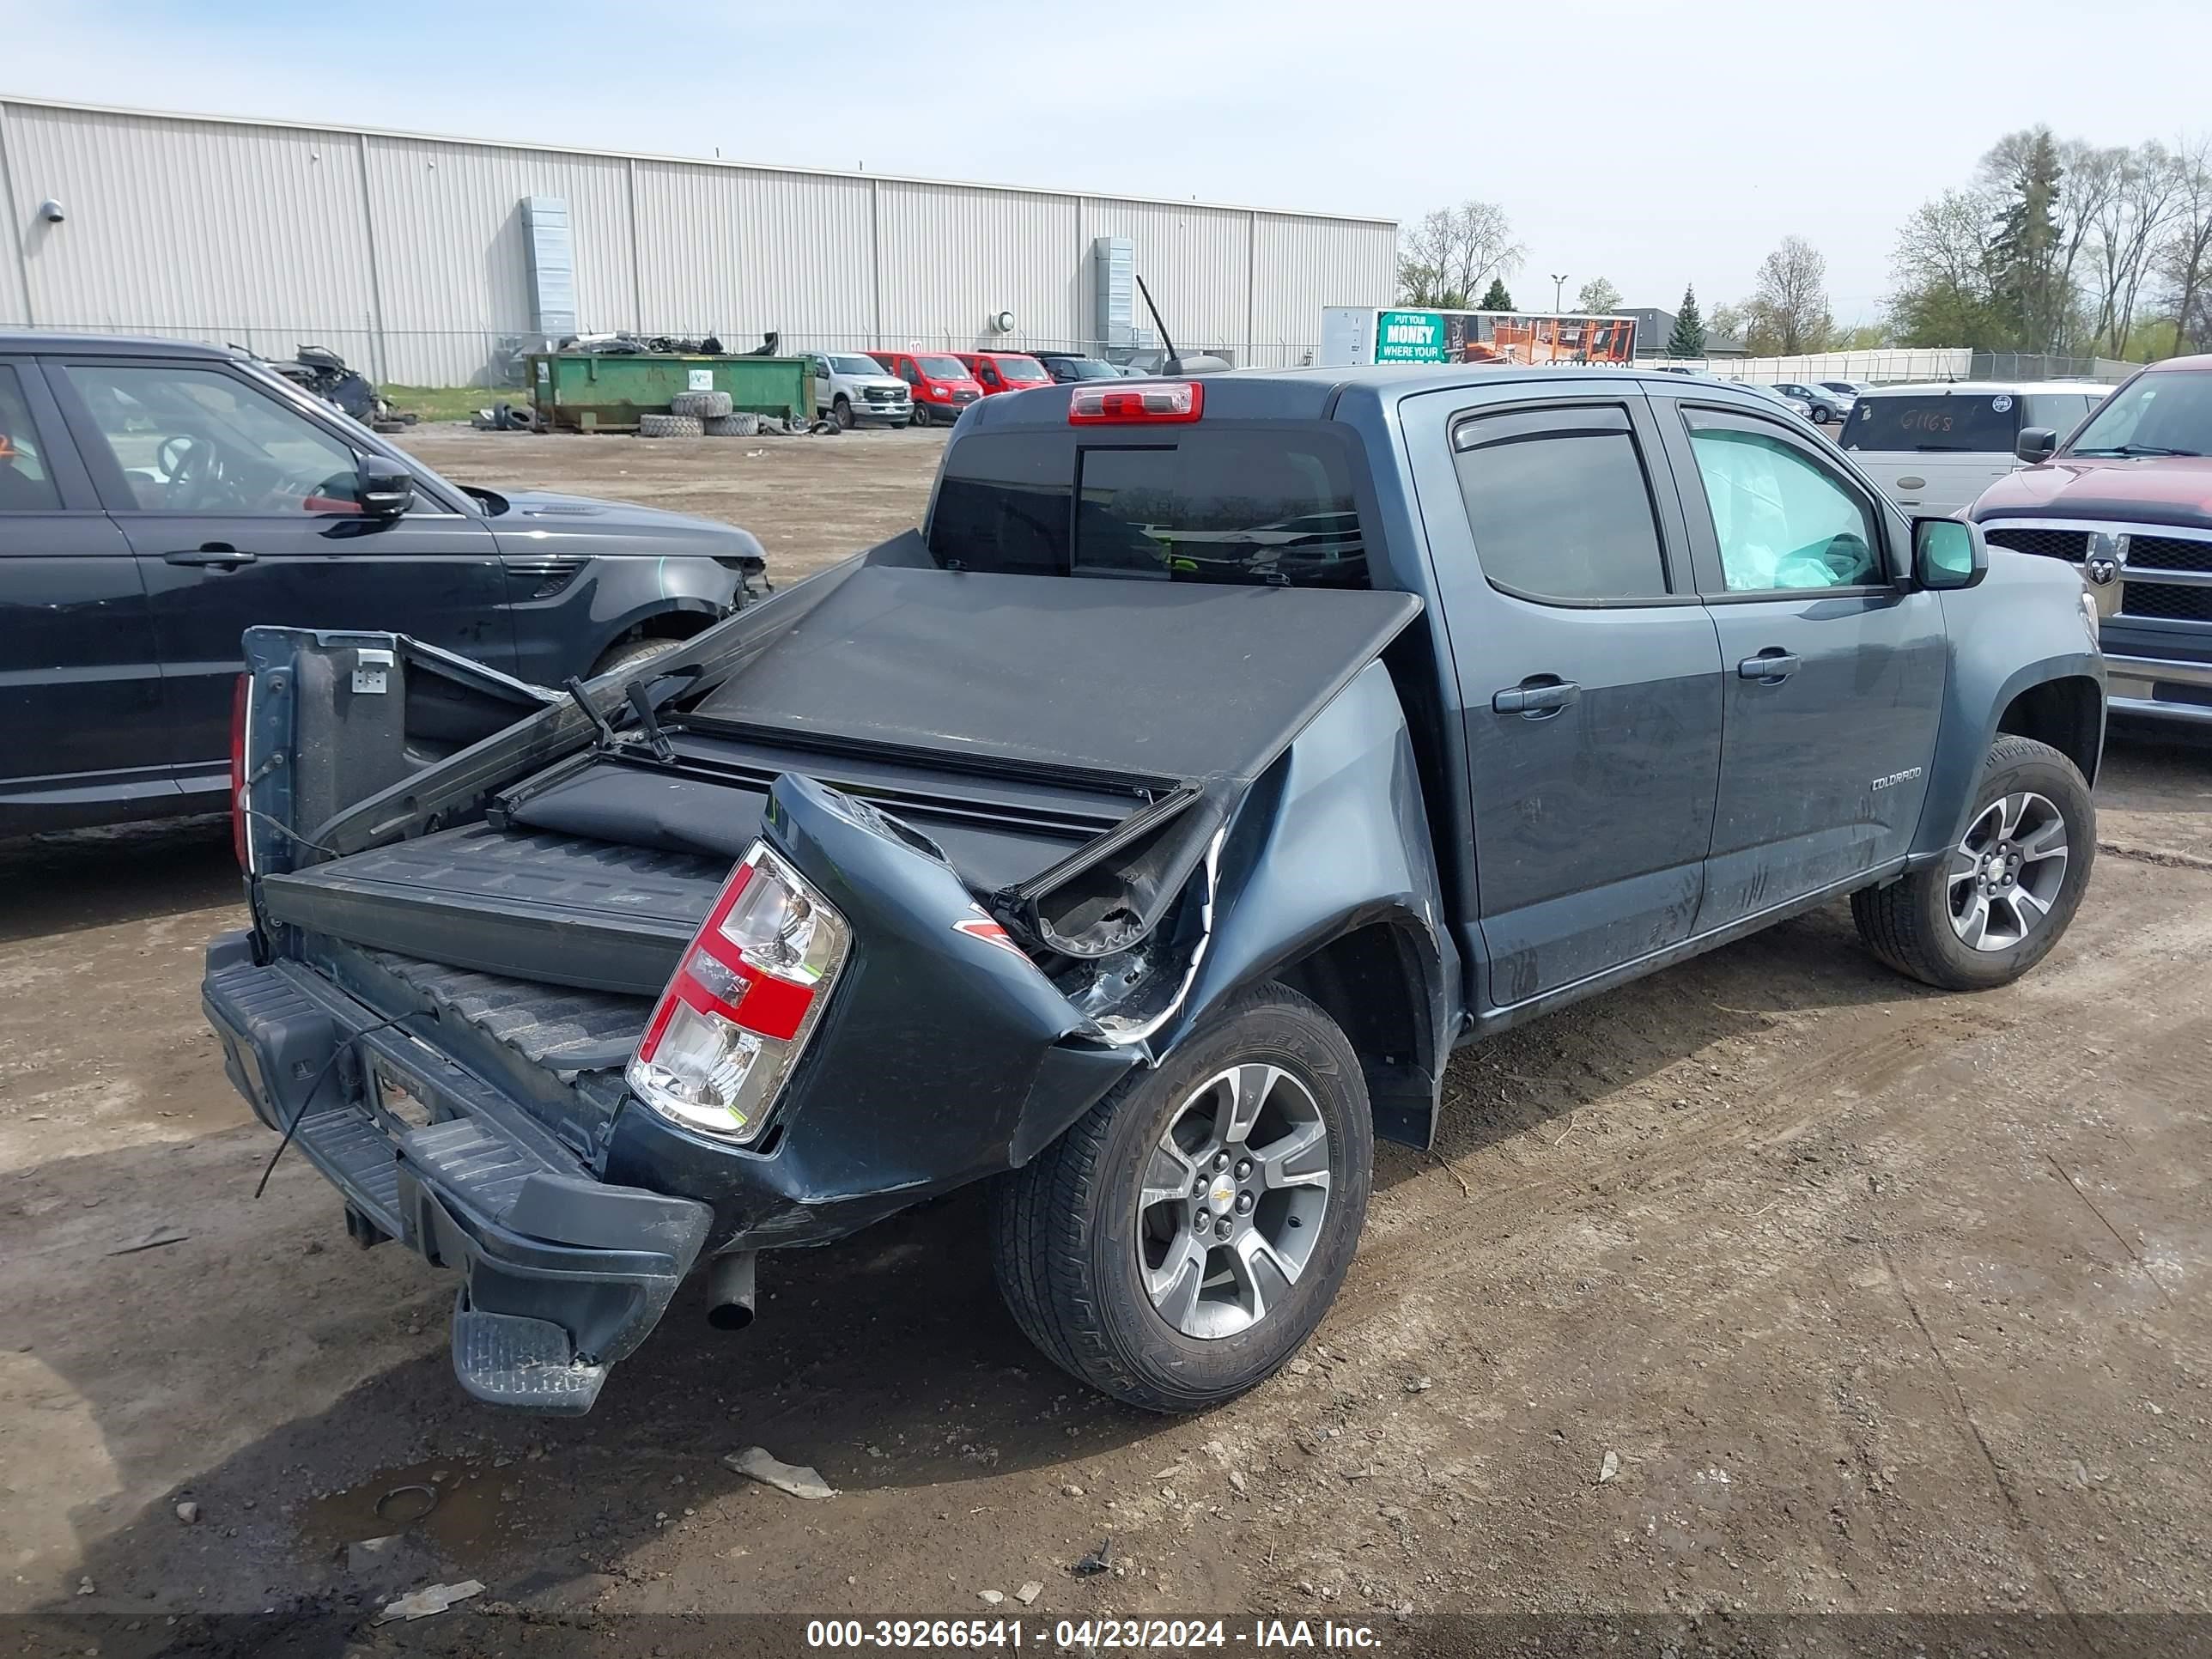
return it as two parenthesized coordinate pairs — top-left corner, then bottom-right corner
(1838, 380), (2109, 517)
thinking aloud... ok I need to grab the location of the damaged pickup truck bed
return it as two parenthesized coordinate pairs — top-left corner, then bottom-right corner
(204, 368), (2106, 1414)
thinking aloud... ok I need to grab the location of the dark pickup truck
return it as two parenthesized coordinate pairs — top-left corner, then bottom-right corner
(202, 368), (2106, 1416)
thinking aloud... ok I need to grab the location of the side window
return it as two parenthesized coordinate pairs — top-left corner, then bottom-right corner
(1450, 404), (1671, 603)
(896, 360), (918, 385)
(0, 366), (64, 513)
(62, 362), (367, 516)
(1685, 418), (1881, 592)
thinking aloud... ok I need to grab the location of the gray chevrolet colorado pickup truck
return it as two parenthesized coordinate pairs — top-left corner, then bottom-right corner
(202, 368), (2105, 1416)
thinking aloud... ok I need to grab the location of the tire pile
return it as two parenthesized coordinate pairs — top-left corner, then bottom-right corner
(640, 390), (822, 439)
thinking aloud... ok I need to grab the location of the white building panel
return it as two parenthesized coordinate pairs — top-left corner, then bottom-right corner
(633, 161), (873, 349)
(363, 134), (635, 384)
(875, 181), (1079, 355)
(1251, 214), (1397, 367)
(0, 100), (379, 368)
(1080, 198), (1251, 356)
(0, 99), (1397, 386)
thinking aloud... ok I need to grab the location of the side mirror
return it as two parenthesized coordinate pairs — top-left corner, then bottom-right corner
(357, 456), (415, 519)
(1913, 516), (1987, 591)
(2014, 426), (2057, 464)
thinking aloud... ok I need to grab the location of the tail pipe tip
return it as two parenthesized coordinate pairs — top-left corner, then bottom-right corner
(706, 1250), (757, 1332)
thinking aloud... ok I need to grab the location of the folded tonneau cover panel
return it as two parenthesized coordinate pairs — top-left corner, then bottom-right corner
(264, 826), (728, 995)
(690, 566), (1424, 791)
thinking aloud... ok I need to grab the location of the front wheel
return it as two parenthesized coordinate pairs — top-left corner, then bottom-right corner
(992, 983), (1373, 1413)
(832, 395), (854, 430)
(908, 402), (931, 428)
(1850, 734), (2094, 991)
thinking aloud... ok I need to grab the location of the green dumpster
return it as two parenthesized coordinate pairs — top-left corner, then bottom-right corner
(526, 352), (811, 432)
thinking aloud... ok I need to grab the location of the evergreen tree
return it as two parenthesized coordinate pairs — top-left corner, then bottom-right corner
(1479, 276), (1514, 311)
(1985, 129), (2067, 350)
(1667, 285), (1706, 356)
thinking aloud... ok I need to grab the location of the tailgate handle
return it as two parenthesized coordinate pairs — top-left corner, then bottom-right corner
(1738, 650), (1801, 683)
(1492, 678), (1579, 717)
(164, 543), (258, 568)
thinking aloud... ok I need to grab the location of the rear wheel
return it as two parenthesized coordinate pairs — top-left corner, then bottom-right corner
(1850, 735), (2094, 990)
(992, 983), (1372, 1413)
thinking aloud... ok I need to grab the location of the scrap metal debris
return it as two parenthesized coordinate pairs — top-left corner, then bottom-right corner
(1072, 1536), (1114, 1577)
(377, 1580), (484, 1622)
(724, 1445), (836, 1501)
(106, 1227), (190, 1256)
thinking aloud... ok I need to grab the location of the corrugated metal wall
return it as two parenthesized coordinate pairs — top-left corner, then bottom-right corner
(0, 98), (1396, 386)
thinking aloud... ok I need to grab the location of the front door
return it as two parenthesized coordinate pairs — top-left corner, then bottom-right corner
(0, 359), (170, 830)
(50, 356), (511, 787)
(1408, 385), (1726, 1007)
(1653, 395), (1947, 930)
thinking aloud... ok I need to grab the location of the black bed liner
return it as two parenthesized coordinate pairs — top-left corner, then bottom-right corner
(264, 827), (727, 997)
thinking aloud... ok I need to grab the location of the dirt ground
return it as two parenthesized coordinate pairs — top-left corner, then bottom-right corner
(3, 423), (2209, 1656)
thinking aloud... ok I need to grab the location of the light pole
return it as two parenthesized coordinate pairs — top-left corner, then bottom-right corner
(1551, 273), (1569, 312)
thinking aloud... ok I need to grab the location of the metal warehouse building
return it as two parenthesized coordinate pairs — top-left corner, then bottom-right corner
(0, 96), (1397, 387)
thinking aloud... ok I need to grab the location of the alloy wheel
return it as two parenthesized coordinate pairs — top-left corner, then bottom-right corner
(1136, 1064), (1330, 1340)
(1948, 790), (2069, 951)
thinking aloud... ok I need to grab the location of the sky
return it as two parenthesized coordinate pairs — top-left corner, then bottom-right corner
(4, 0), (2209, 325)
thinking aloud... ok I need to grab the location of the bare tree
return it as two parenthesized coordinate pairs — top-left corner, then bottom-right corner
(1887, 188), (2002, 344)
(1397, 201), (1526, 309)
(2090, 143), (2183, 355)
(2160, 137), (2212, 355)
(1747, 236), (1832, 354)
(1576, 276), (1623, 315)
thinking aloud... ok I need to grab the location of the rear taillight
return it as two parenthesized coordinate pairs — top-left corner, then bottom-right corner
(229, 672), (251, 870)
(627, 842), (849, 1143)
(1068, 380), (1202, 424)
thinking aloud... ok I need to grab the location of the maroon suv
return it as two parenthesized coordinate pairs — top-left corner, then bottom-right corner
(1972, 355), (2212, 727)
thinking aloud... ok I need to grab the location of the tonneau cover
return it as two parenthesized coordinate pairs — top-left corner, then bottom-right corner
(690, 566), (1424, 791)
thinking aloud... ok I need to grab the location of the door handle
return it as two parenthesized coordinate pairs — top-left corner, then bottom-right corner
(1492, 678), (1580, 716)
(1738, 650), (1800, 682)
(163, 544), (258, 568)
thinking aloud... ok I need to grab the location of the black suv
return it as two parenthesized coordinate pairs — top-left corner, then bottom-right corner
(0, 333), (766, 836)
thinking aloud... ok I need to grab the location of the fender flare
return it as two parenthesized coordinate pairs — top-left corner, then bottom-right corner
(1915, 649), (2105, 859)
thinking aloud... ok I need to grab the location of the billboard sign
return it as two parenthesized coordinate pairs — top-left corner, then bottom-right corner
(1354, 308), (1638, 367)
(1375, 309), (1449, 362)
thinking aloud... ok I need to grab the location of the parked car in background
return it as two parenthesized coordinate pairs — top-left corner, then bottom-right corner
(1819, 380), (1868, 400)
(1771, 381), (1853, 423)
(808, 353), (912, 429)
(1732, 380), (1815, 421)
(203, 364), (2100, 1418)
(1972, 355), (2212, 728)
(1032, 352), (1125, 385)
(866, 350), (985, 427)
(0, 332), (767, 836)
(954, 352), (1054, 397)
(1840, 381), (2109, 517)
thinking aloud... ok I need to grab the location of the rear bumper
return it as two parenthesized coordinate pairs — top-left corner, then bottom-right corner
(201, 931), (712, 1414)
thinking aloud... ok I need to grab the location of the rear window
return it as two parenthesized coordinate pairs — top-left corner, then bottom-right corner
(1839, 393), (2020, 453)
(927, 428), (1370, 588)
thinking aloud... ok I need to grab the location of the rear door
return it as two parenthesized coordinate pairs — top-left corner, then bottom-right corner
(1652, 391), (1947, 931)
(50, 356), (511, 783)
(0, 358), (169, 830)
(1404, 381), (1726, 1006)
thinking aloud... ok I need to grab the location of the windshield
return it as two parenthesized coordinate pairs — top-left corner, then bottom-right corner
(917, 356), (969, 380)
(1064, 359), (1121, 380)
(826, 355), (886, 376)
(994, 356), (1049, 383)
(2067, 370), (2212, 458)
(1839, 393), (2020, 453)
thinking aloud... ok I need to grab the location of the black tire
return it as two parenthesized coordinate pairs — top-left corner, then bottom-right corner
(991, 982), (1373, 1413)
(637, 414), (702, 439)
(669, 390), (733, 419)
(1850, 734), (2095, 992)
(832, 395), (854, 430)
(590, 635), (683, 681)
(908, 402), (930, 428)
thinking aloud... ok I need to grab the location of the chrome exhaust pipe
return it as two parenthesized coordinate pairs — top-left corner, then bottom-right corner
(706, 1250), (757, 1331)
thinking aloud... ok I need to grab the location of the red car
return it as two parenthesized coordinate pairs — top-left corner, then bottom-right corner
(866, 350), (984, 428)
(954, 352), (1053, 398)
(1971, 353), (2212, 728)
